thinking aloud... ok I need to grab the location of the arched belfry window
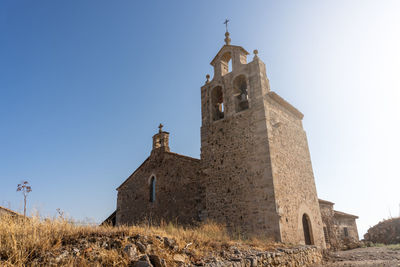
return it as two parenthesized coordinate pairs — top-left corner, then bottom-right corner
(211, 86), (224, 121)
(150, 176), (156, 202)
(233, 75), (249, 112)
(220, 52), (232, 75)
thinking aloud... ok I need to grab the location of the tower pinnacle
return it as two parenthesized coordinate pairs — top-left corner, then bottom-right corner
(224, 32), (231, 45)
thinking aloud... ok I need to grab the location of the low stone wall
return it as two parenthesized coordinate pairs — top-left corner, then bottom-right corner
(364, 217), (400, 244)
(12, 228), (322, 267)
(0, 207), (22, 218)
(203, 246), (322, 267)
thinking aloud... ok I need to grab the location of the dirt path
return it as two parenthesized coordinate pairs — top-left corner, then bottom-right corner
(311, 246), (400, 267)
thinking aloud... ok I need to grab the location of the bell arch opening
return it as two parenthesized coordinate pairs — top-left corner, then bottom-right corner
(220, 52), (232, 75)
(233, 75), (249, 112)
(211, 86), (224, 121)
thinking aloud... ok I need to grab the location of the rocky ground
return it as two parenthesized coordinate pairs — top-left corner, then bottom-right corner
(364, 217), (400, 245)
(26, 233), (320, 266)
(1, 216), (323, 266)
(312, 246), (400, 267)
(4, 216), (399, 266)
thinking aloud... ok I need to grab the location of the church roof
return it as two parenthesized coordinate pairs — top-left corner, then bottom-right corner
(318, 199), (335, 206)
(116, 157), (150, 190)
(116, 151), (199, 190)
(334, 210), (359, 219)
(318, 199), (358, 219)
(268, 92), (304, 120)
(165, 151), (200, 162)
(101, 210), (116, 226)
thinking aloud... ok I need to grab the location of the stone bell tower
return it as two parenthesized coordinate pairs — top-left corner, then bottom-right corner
(152, 123), (170, 153)
(200, 30), (325, 248)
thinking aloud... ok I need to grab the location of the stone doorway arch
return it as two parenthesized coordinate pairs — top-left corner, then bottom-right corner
(302, 213), (314, 245)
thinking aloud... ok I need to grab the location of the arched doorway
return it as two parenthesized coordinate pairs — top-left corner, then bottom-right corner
(302, 214), (313, 245)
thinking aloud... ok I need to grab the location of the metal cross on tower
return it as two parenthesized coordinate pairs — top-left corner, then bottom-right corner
(224, 19), (230, 32)
(158, 123), (163, 133)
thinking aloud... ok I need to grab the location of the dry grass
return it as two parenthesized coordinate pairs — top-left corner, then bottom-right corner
(0, 215), (279, 266)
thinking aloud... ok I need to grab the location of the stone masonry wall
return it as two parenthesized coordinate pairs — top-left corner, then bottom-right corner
(319, 202), (340, 249)
(116, 150), (204, 226)
(203, 246), (322, 267)
(201, 56), (281, 239)
(334, 215), (359, 242)
(201, 47), (326, 246)
(319, 201), (359, 249)
(200, 108), (279, 238)
(265, 93), (326, 248)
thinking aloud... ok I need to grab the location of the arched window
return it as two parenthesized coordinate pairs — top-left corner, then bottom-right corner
(302, 213), (314, 245)
(220, 52), (232, 75)
(233, 75), (249, 112)
(211, 86), (224, 121)
(150, 176), (156, 202)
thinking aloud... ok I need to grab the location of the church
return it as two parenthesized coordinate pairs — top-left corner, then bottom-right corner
(104, 31), (358, 248)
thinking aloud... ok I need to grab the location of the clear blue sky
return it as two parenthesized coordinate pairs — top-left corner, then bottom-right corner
(1, 1), (399, 237)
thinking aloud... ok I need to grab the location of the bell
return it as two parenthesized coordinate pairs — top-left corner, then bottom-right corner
(240, 93), (248, 102)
